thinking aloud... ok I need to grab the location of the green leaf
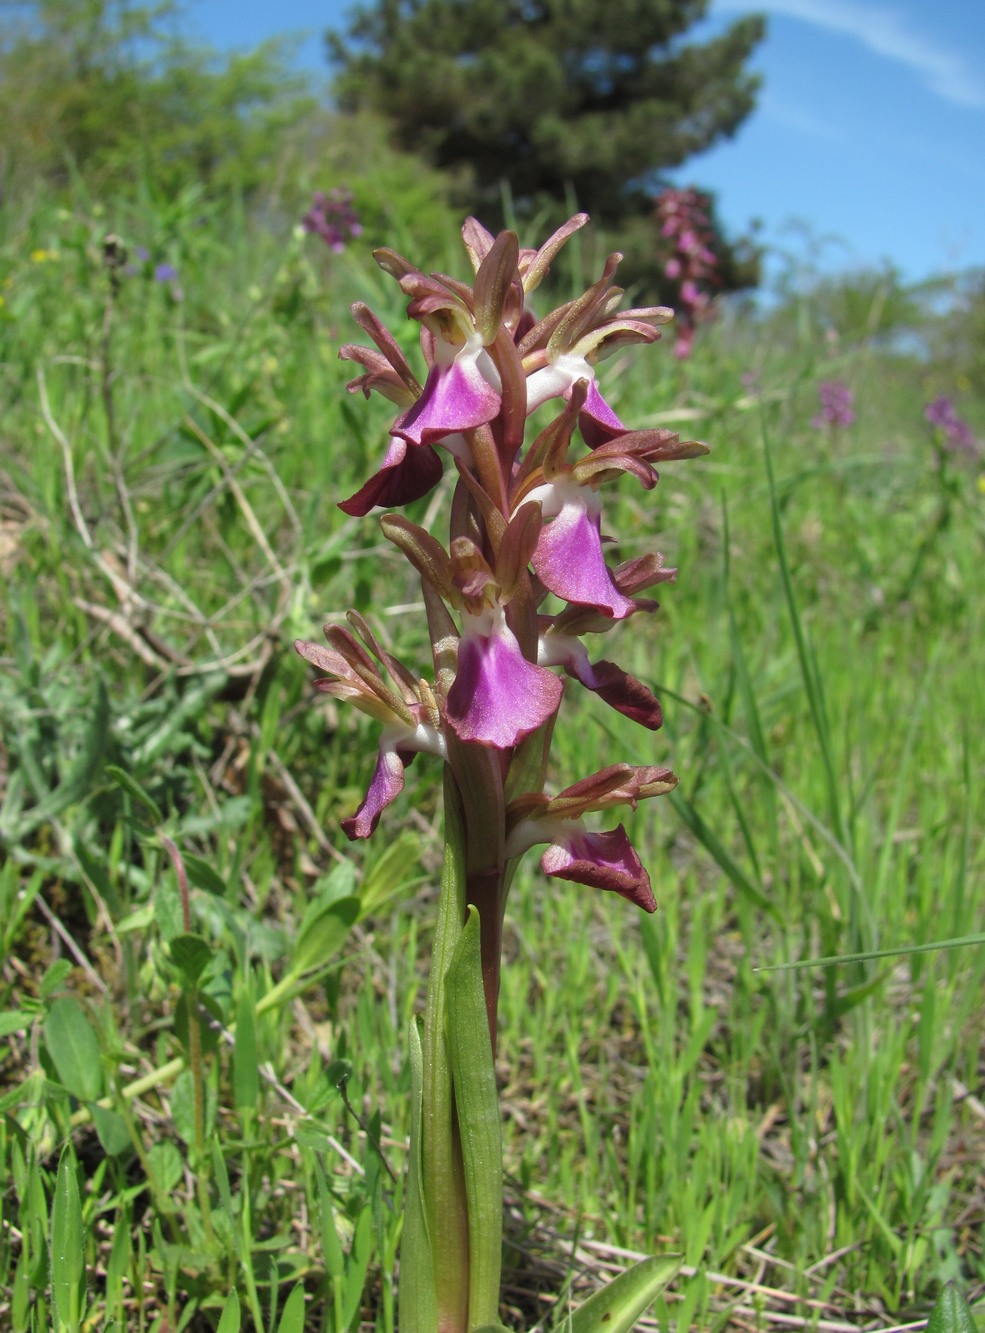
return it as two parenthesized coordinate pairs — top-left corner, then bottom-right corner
(44, 997), (103, 1102)
(19, 676), (110, 836)
(0, 1010), (32, 1039)
(216, 1288), (241, 1333)
(168, 933), (214, 988)
(292, 896), (360, 978)
(233, 981), (259, 1111)
(90, 1104), (131, 1156)
(50, 1146), (87, 1333)
(341, 1207), (373, 1331)
(315, 1160), (345, 1282)
(359, 831), (425, 917)
(275, 1284), (305, 1333)
(105, 765), (163, 825)
(567, 1255), (682, 1333)
(147, 1140), (184, 1195)
(445, 907), (503, 1331)
(397, 1017), (437, 1333)
(40, 959), (74, 1000)
(181, 851), (228, 897)
(927, 1283), (978, 1333)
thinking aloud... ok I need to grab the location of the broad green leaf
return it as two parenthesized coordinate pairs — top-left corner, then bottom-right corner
(927, 1283), (978, 1333)
(445, 907), (502, 1330)
(181, 851), (228, 897)
(90, 1104), (130, 1156)
(567, 1255), (682, 1333)
(168, 933), (213, 988)
(275, 1284), (305, 1333)
(147, 1140), (184, 1194)
(216, 1288), (241, 1333)
(170, 1068), (216, 1146)
(50, 1147), (86, 1333)
(292, 896), (360, 978)
(0, 1010), (32, 1039)
(44, 998), (103, 1102)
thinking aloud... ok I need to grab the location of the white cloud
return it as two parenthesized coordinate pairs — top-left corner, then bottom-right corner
(715, 0), (985, 109)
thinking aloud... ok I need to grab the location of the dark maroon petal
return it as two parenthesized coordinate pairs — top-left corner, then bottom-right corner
(339, 437), (444, 516)
(566, 657), (663, 729)
(541, 824), (656, 911)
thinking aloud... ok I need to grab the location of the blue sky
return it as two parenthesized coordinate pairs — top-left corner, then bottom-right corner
(186, 0), (985, 288)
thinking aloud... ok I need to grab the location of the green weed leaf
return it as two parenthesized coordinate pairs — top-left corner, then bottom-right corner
(50, 1146), (87, 1333)
(105, 765), (163, 825)
(292, 896), (360, 978)
(927, 1283), (978, 1333)
(44, 997), (103, 1102)
(233, 981), (259, 1110)
(181, 851), (228, 896)
(168, 932), (214, 988)
(276, 1284), (305, 1333)
(566, 1255), (682, 1333)
(216, 1288), (241, 1333)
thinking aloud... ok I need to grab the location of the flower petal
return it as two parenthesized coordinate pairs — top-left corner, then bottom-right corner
(541, 824), (656, 911)
(339, 435), (444, 516)
(578, 378), (627, 448)
(341, 745), (412, 840)
(446, 611), (562, 748)
(393, 343), (500, 446)
(532, 492), (635, 619)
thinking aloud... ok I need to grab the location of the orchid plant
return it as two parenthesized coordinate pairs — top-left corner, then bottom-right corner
(297, 214), (706, 1333)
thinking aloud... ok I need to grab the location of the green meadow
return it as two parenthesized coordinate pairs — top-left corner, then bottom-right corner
(1, 181), (983, 1333)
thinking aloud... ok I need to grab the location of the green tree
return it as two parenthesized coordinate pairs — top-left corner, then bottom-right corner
(328, 0), (765, 229)
(0, 0), (313, 196)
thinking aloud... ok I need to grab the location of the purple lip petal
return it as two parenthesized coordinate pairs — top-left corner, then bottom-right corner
(339, 435), (444, 516)
(578, 379), (626, 448)
(446, 613), (563, 748)
(341, 745), (413, 840)
(393, 345), (500, 446)
(541, 824), (656, 911)
(532, 495), (635, 619)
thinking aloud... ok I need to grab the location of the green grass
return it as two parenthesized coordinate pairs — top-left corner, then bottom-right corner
(1, 185), (984, 1332)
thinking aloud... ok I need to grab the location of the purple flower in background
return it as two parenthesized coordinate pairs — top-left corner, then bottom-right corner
(303, 188), (363, 253)
(154, 263), (178, 283)
(812, 380), (855, 430)
(924, 395), (978, 456)
(654, 186), (721, 360)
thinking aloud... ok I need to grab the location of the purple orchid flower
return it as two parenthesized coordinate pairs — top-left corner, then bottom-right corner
(445, 604), (563, 748)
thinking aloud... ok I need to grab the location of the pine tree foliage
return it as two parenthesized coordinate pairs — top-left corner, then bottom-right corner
(328, 0), (765, 225)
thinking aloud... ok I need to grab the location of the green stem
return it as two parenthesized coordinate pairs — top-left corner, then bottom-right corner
(421, 771), (470, 1333)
